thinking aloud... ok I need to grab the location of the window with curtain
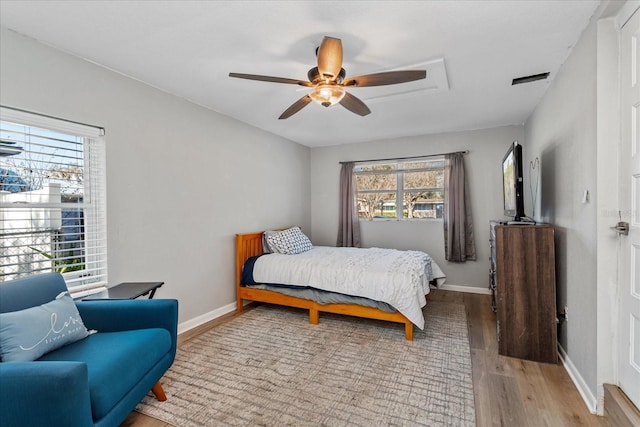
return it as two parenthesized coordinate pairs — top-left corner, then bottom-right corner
(0, 107), (107, 297)
(354, 157), (445, 219)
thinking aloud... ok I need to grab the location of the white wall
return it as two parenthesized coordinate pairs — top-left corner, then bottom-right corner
(0, 28), (311, 326)
(310, 125), (524, 289)
(524, 17), (599, 399)
(595, 12), (624, 412)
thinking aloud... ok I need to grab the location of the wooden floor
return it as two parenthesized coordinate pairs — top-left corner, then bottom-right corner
(122, 290), (611, 426)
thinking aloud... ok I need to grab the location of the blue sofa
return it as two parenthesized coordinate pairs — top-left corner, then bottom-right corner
(0, 273), (178, 427)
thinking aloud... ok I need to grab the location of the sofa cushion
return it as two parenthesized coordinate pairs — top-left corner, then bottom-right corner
(0, 291), (92, 362)
(0, 272), (68, 313)
(39, 328), (171, 421)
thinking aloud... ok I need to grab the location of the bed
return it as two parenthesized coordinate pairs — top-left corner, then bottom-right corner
(235, 228), (445, 340)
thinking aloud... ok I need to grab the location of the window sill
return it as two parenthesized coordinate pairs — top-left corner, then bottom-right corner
(359, 218), (443, 222)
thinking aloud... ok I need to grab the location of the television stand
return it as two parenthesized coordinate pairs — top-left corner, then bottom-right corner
(489, 221), (557, 363)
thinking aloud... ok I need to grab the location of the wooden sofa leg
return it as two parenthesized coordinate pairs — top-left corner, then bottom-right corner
(151, 382), (167, 401)
(404, 323), (414, 341)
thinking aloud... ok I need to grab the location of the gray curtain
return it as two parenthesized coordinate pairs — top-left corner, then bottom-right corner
(337, 162), (361, 247)
(444, 153), (476, 262)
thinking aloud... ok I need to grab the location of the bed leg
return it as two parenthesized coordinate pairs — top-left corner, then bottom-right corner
(405, 323), (414, 341)
(237, 298), (244, 313)
(309, 308), (319, 324)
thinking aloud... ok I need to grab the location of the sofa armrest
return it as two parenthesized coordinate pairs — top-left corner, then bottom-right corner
(76, 299), (178, 355)
(0, 361), (94, 427)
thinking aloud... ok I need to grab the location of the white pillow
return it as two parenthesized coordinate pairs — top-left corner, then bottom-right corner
(266, 227), (313, 255)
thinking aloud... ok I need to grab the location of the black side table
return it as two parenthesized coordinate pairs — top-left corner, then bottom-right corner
(83, 282), (164, 300)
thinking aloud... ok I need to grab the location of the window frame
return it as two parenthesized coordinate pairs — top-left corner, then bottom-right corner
(354, 157), (445, 221)
(0, 107), (107, 296)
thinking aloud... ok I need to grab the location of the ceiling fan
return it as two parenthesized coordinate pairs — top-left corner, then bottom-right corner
(229, 37), (427, 119)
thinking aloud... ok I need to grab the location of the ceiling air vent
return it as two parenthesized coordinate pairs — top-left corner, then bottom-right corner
(512, 72), (550, 85)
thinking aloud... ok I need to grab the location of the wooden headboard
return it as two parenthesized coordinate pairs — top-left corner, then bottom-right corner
(235, 231), (264, 293)
(235, 227), (292, 300)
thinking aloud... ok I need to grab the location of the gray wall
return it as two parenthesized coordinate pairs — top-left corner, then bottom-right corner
(0, 28), (311, 327)
(524, 19), (598, 396)
(310, 125), (524, 288)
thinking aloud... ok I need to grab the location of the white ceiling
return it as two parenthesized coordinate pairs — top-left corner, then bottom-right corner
(0, 1), (601, 147)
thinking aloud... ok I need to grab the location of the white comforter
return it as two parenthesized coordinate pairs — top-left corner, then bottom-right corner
(252, 246), (446, 330)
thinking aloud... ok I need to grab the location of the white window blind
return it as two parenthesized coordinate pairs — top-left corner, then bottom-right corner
(0, 107), (107, 294)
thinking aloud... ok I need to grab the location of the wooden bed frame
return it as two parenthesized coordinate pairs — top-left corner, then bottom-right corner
(236, 231), (420, 340)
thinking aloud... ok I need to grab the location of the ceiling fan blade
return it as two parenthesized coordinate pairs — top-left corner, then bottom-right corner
(342, 70), (426, 87)
(279, 95), (313, 119)
(339, 92), (371, 116)
(317, 37), (343, 80)
(229, 73), (312, 86)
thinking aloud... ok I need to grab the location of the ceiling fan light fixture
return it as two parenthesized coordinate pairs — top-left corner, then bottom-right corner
(230, 36), (426, 118)
(309, 84), (345, 107)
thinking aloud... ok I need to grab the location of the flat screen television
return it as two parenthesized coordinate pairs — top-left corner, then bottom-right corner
(502, 141), (525, 221)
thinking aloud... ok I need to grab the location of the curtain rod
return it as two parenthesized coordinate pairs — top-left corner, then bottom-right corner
(339, 150), (469, 165)
(0, 105), (105, 134)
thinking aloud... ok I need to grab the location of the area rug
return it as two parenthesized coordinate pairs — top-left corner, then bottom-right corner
(136, 301), (476, 426)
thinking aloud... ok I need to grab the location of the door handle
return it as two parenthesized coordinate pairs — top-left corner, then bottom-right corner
(611, 221), (630, 236)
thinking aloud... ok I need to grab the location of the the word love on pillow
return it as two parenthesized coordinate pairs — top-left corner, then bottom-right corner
(0, 291), (93, 362)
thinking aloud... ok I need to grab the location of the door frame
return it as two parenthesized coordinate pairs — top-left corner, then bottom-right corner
(596, 0), (640, 416)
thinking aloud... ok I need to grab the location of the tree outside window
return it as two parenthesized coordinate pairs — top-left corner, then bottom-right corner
(355, 158), (444, 219)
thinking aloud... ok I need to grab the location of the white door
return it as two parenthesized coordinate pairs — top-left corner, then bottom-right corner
(618, 6), (640, 410)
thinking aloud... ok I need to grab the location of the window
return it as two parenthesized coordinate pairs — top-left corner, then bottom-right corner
(355, 157), (444, 219)
(0, 107), (107, 296)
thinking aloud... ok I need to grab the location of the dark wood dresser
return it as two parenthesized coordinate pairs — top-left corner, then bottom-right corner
(489, 221), (558, 364)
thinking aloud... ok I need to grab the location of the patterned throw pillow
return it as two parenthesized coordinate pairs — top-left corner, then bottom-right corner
(262, 230), (279, 253)
(0, 291), (92, 362)
(266, 227), (313, 255)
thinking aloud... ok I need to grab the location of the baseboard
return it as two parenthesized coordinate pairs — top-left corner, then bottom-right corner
(177, 301), (237, 335)
(438, 284), (492, 295)
(558, 344), (598, 414)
